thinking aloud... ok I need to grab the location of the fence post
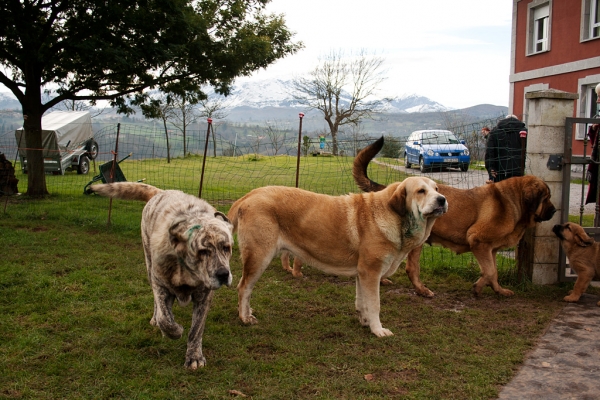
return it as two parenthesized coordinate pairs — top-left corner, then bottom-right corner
(296, 113), (304, 188)
(106, 123), (121, 226)
(519, 89), (578, 284)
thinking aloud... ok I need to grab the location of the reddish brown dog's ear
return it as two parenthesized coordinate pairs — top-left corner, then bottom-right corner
(389, 184), (407, 216)
(575, 230), (595, 247)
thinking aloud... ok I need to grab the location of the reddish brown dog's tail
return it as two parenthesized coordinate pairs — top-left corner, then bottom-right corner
(352, 136), (388, 192)
(85, 182), (162, 202)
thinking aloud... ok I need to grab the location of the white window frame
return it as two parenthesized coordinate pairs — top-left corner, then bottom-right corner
(581, 0), (600, 42)
(576, 75), (600, 139)
(527, 0), (552, 56)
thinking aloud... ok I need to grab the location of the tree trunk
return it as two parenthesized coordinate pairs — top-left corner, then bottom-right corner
(331, 128), (339, 156)
(23, 110), (49, 196)
(211, 125), (217, 157)
(163, 119), (171, 163)
(183, 128), (187, 156)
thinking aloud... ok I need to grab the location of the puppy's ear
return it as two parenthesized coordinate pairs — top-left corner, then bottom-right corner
(389, 184), (407, 216)
(575, 230), (595, 247)
(168, 218), (190, 255)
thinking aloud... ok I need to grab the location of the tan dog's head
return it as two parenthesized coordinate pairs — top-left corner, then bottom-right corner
(389, 176), (448, 218)
(521, 176), (556, 222)
(552, 222), (595, 248)
(168, 212), (234, 290)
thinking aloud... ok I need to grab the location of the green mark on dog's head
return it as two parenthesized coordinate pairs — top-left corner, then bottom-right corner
(187, 224), (203, 240)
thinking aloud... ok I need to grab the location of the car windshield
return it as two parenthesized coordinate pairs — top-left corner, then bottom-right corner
(421, 132), (459, 145)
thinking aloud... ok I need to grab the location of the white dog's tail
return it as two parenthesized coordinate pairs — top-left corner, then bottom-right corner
(86, 182), (162, 202)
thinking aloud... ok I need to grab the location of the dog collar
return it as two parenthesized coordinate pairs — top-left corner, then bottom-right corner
(187, 224), (203, 240)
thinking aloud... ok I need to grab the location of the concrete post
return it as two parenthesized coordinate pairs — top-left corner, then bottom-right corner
(523, 89), (578, 284)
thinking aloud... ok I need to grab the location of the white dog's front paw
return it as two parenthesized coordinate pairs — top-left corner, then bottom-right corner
(184, 356), (206, 370)
(371, 327), (394, 337)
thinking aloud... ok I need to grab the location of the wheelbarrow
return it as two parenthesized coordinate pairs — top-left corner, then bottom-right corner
(83, 152), (144, 194)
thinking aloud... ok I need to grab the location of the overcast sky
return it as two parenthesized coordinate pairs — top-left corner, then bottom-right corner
(1, 1), (512, 111)
(241, 0), (513, 109)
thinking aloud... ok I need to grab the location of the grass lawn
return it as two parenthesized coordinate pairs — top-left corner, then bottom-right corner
(0, 156), (594, 399)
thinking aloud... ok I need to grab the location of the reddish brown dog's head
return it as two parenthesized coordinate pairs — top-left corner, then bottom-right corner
(552, 222), (594, 248)
(520, 176), (556, 222)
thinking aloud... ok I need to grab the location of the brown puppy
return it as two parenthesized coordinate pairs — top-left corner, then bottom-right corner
(228, 177), (447, 337)
(353, 137), (556, 297)
(553, 222), (600, 306)
(86, 182), (233, 369)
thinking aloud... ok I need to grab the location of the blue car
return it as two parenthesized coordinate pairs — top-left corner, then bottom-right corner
(404, 130), (470, 172)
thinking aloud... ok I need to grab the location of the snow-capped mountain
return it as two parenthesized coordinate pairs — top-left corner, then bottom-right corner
(0, 79), (450, 114)
(220, 79), (450, 113)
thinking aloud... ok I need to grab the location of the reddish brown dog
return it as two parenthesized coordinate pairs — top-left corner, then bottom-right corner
(553, 222), (600, 306)
(353, 137), (557, 297)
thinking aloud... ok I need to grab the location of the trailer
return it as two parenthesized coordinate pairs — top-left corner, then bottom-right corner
(15, 111), (98, 175)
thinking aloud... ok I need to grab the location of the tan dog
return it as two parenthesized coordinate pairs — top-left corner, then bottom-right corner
(228, 177), (448, 337)
(553, 222), (600, 306)
(86, 182), (233, 369)
(353, 137), (557, 297)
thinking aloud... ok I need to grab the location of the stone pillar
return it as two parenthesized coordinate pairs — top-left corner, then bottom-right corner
(523, 89), (578, 284)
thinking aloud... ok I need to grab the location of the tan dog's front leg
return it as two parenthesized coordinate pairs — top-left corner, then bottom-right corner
(406, 246), (434, 297)
(184, 288), (215, 370)
(151, 285), (184, 339)
(471, 248), (514, 297)
(356, 271), (393, 337)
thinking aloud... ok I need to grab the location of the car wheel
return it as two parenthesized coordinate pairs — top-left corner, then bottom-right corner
(404, 153), (412, 169)
(460, 163), (469, 172)
(419, 157), (427, 173)
(86, 140), (99, 160)
(77, 155), (90, 175)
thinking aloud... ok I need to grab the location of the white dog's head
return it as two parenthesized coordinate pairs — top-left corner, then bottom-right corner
(168, 212), (234, 291)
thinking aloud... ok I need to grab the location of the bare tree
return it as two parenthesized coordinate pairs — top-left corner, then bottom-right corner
(263, 121), (289, 155)
(140, 94), (176, 163)
(248, 127), (264, 160)
(292, 50), (389, 155)
(170, 95), (199, 156)
(198, 96), (230, 157)
(43, 91), (107, 117)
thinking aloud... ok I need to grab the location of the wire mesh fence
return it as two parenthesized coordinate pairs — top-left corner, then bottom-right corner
(1, 115), (520, 274)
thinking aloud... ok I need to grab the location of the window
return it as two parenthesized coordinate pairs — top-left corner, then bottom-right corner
(582, 0), (600, 41)
(533, 5), (549, 52)
(575, 76), (600, 140)
(592, 0), (600, 38)
(527, 1), (551, 55)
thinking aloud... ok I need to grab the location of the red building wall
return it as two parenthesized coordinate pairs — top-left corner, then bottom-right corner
(515, 1), (600, 73)
(512, 0), (600, 155)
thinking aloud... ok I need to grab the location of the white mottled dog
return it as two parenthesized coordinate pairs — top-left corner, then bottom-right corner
(87, 182), (233, 369)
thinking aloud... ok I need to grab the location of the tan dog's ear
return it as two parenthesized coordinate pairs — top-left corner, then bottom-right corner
(169, 218), (192, 255)
(575, 229), (595, 247)
(389, 184), (407, 216)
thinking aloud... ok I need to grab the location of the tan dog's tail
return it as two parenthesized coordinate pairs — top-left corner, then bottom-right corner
(352, 136), (388, 193)
(85, 182), (162, 202)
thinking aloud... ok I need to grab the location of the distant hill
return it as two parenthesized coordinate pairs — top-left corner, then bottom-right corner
(0, 79), (507, 137)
